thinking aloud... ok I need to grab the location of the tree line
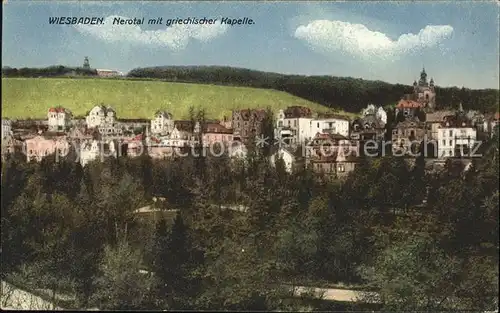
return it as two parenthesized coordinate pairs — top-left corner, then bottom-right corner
(1, 109), (498, 311)
(2, 66), (97, 78)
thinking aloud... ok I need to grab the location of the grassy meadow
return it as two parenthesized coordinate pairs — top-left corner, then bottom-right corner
(1, 78), (353, 120)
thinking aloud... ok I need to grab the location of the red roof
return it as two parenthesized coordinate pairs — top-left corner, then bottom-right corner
(203, 123), (232, 134)
(48, 107), (69, 113)
(396, 99), (424, 109)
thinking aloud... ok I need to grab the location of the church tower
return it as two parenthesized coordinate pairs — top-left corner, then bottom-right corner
(413, 67), (436, 112)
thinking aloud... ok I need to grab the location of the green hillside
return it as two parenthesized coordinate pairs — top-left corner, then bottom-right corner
(1, 78), (350, 120)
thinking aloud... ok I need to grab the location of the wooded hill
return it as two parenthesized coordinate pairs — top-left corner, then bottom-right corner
(128, 66), (499, 114)
(3, 65), (498, 114)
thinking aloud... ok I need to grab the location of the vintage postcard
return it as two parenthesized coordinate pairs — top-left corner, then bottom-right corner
(1, 1), (499, 311)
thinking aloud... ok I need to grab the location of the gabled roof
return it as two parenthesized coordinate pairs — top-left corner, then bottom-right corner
(233, 109), (267, 121)
(48, 107), (71, 114)
(174, 120), (195, 132)
(426, 110), (456, 122)
(352, 115), (386, 129)
(396, 99), (424, 109)
(284, 106), (312, 118)
(203, 122), (232, 134)
(440, 114), (474, 128)
(155, 110), (172, 118)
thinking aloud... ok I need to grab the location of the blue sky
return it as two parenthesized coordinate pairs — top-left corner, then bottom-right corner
(3, 1), (499, 89)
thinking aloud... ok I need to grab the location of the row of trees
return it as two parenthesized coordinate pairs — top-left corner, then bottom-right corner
(2, 66), (97, 77)
(1, 111), (498, 310)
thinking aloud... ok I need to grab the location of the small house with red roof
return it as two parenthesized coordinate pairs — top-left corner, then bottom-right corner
(47, 106), (72, 132)
(307, 147), (359, 179)
(202, 122), (233, 147)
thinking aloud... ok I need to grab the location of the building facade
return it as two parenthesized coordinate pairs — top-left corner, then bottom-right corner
(47, 107), (72, 132)
(202, 122), (233, 147)
(151, 111), (174, 135)
(232, 109), (268, 141)
(275, 107), (350, 146)
(437, 115), (477, 158)
(391, 117), (427, 155)
(86, 105), (117, 129)
(270, 147), (296, 173)
(24, 136), (70, 162)
(79, 139), (117, 166)
(2, 119), (12, 139)
(350, 114), (386, 141)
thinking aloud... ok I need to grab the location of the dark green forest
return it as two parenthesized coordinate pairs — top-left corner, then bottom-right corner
(1, 66), (97, 78)
(1, 111), (498, 310)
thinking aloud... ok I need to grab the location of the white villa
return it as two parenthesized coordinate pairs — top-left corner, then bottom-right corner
(2, 119), (12, 139)
(47, 107), (72, 132)
(151, 111), (174, 135)
(437, 116), (477, 158)
(270, 147), (295, 173)
(86, 105), (117, 129)
(275, 107), (351, 146)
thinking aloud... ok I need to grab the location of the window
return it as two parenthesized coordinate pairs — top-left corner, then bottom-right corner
(338, 164), (345, 172)
(442, 140), (446, 146)
(317, 123), (320, 128)
(449, 130), (453, 137)
(278, 121), (283, 127)
(449, 140), (452, 146)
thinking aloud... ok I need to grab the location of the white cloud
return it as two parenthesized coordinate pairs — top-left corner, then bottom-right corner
(294, 20), (453, 60)
(75, 15), (229, 50)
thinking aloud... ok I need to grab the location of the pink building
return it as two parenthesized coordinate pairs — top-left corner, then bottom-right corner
(202, 123), (233, 147)
(24, 136), (70, 162)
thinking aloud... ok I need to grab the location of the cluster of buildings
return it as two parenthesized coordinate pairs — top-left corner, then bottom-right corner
(2, 69), (499, 179)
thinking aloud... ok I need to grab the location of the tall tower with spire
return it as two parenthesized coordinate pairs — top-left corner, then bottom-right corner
(83, 57), (90, 70)
(413, 67), (436, 112)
